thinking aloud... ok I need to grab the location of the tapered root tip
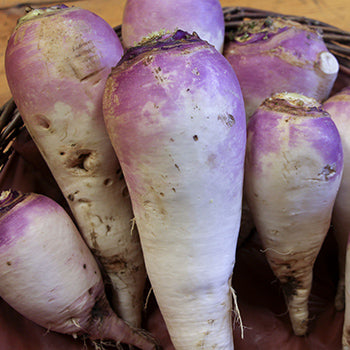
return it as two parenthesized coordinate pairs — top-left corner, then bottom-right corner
(284, 292), (309, 336)
(91, 307), (161, 350)
(292, 321), (308, 337)
(122, 324), (162, 350)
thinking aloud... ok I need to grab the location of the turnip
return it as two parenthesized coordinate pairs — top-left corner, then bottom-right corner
(244, 92), (343, 336)
(102, 30), (246, 350)
(5, 5), (147, 327)
(323, 87), (350, 311)
(121, 0), (225, 52)
(0, 189), (160, 350)
(223, 17), (339, 119)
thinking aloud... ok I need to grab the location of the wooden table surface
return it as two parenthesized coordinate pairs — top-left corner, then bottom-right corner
(0, 0), (349, 106)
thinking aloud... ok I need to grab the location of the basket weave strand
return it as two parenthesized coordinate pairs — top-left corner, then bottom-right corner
(1, 6), (350, 171)
(0, 99), (23, 169)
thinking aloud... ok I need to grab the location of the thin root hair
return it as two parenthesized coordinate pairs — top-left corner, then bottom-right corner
(43, 327), (52, 336)
(71, 318), (83, 329)
(273, 307), (290, 318)
(144, 286), (153, 311)
(80, 337), (90, 349)
(116, 341), (124, 350)
(92, 340), (107, 350)
(92, 339), (125, 350)
(230, 286), (244, 339)
(92, 340), (118, 350)
(116, 340), (139, 350)
(260, 247), (294, 255)
(130, 217), (137, 235)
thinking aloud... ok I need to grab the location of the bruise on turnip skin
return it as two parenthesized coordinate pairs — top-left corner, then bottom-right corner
(217, 113), (236, 127)
(90, 296), (110, 321)
(61, 149), (98, 174)
(280, 274), (303, 299)
(268, 259), (299, 296)
(98, 254), (128, 272)
(318, 164), (337, 180)
(269, 254), (314, 312)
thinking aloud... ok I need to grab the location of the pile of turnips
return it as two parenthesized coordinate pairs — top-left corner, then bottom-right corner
(0, 190), (159, 350)
(1, 1), (350, 349)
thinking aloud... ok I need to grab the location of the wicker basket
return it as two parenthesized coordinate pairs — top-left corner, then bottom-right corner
(1, 6), (350, 172)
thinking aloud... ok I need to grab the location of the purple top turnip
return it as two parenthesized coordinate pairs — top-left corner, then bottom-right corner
(5, 5), (146, 328)
(103, 30), (246, 349)
(244, 92), (343, 336)
(121, 0), (225, 52)
(224, 17), (339, 119)
(0, 190), (159, 349)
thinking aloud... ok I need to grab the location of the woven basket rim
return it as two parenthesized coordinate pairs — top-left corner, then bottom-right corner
(1, 5), (350, 171)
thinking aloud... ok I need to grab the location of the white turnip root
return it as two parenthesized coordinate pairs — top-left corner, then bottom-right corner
(103, 30), (246, 350)
(5, 5), (146, 327)
(0, 189), (160, 350)
(244, 92), (343, 336)
(223, 17), (339, 119)
(323, 86), (350, 311)
(121, 0), (225, 52)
